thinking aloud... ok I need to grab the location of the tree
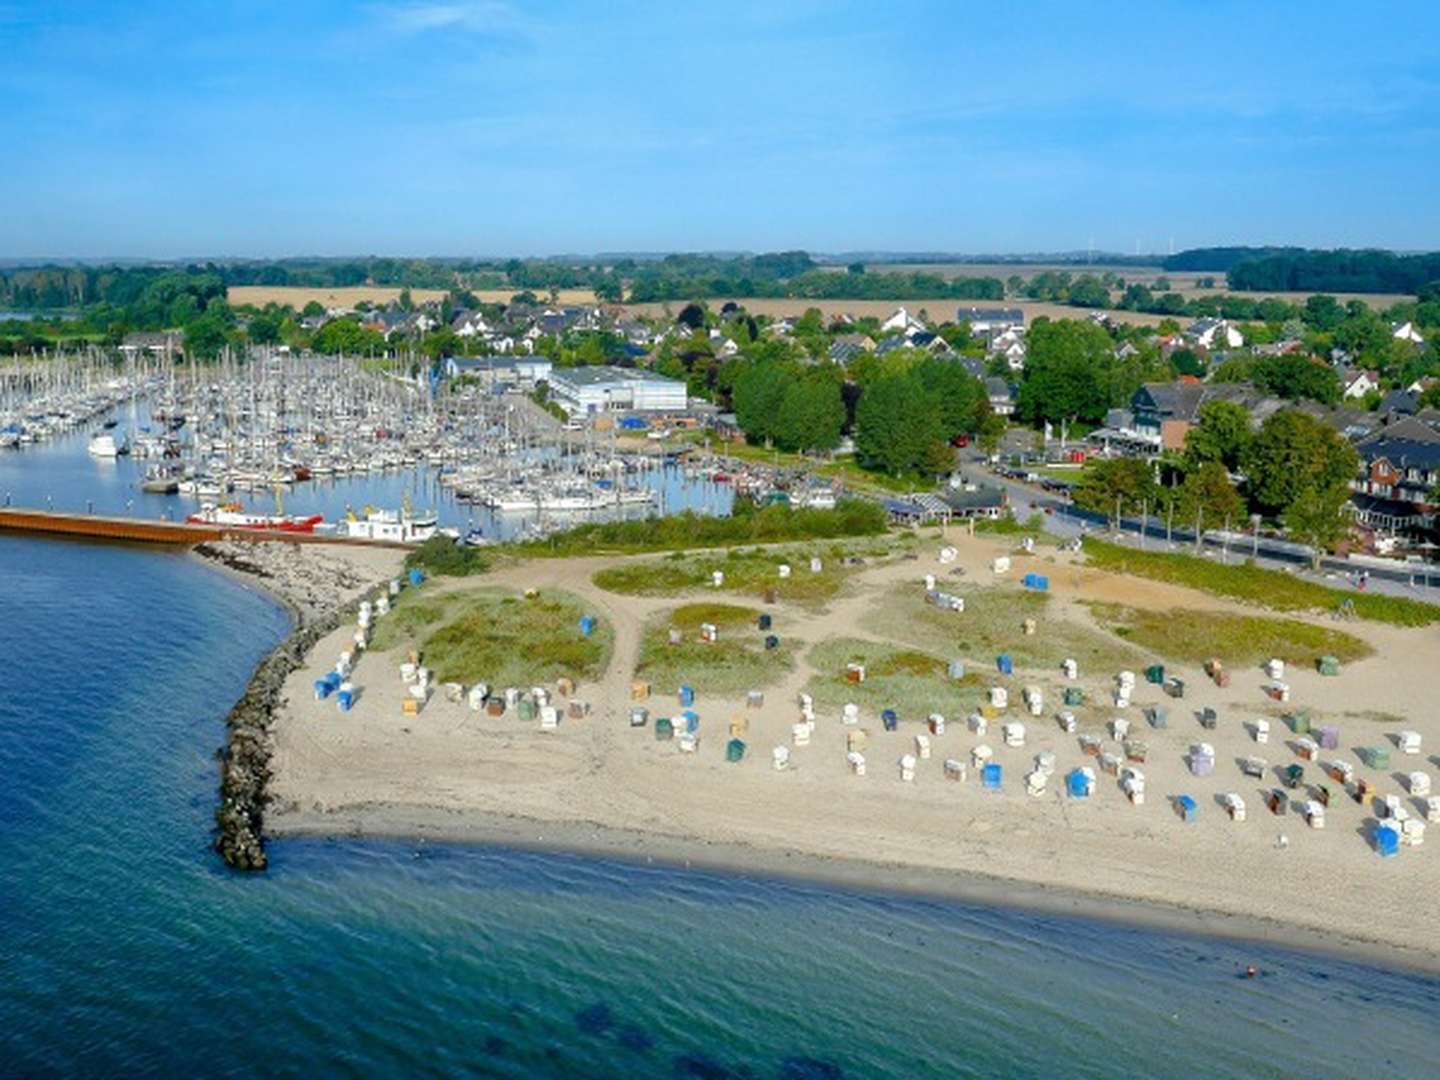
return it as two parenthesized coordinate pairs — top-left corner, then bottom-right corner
(914, 355), (985, 439)
(1183, 399), (1252, 472)
(855, 372), (939, 474)
(398, 287), (414, 312)
(1015, 319), (1118, 424)
(1283, 484), (1352, 566)
(773, 371), (845, 453)
(246, 312), (281, 345)
(1243, 409), (1359, 515)
(313, 318), (386, 355)
(976, 410), (1006, 456)
(1169, 347), (1206, 377)
(1177, 461), (1245, 541)
(1251, 354), (1341, 404)
(183, 311), (231, 360)
(1071, 458), (1157, 523)
(301, 300), (325, 317)
(731, 360), (790, 446)
(676, 302), (707, 329)
(1303, 294), (1344, 332)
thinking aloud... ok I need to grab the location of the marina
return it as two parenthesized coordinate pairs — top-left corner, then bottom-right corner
(1, 350), (735, 543)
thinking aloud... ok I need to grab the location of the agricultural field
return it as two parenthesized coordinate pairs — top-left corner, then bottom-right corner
(227, 285), (449, 308)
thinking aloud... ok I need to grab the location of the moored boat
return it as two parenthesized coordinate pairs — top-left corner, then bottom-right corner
(186, 502), (324, 532)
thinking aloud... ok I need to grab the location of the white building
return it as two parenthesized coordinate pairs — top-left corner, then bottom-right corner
(445, 356), (553, 386)
(1394, 321), (1425, 345)
(547, 366), (688, 414)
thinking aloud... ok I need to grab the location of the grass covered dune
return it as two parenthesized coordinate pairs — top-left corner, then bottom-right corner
(634, 602), (796, 695)
(1083, 539), (1440, 628)
(1090, 603), (1372, 667)
(369, 586), (613, 686)
(592, 537), (903, 606)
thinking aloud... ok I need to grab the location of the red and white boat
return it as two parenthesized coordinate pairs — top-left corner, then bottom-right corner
(186, 502), (325, 533)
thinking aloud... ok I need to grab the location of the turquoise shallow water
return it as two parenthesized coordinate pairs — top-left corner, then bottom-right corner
(1, 532), (1438, 1078)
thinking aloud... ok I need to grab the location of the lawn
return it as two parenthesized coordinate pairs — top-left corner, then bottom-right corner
(860, 585), (1143, 675)
(368, 586), (612, 687)
(634, 602), (795, 696)
(801, 637), (984, 720)
(1088, 603), (1373, 667)
(592, 538), (905, 606)
(1082, 538), (1440, 628)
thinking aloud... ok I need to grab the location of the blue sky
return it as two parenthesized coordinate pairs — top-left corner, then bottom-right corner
(1, 0), (1437, 258)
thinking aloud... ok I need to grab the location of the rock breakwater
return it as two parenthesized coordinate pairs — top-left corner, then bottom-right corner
(196, 540), (403, 870)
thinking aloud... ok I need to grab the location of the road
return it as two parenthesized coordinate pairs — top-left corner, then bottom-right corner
(960, 453), (1440, 603)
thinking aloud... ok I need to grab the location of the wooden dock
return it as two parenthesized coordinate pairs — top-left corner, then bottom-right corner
(0, 507), (411, 549)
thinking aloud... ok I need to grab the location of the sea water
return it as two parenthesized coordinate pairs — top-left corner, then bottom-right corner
(0, 533), (1437, 1078)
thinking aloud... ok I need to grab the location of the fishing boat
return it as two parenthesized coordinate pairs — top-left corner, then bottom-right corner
(186, 502), (325, 532)
(343, 503), (441, 544)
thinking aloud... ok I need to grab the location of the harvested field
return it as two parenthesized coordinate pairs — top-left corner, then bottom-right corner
(228, 285), (449, 308)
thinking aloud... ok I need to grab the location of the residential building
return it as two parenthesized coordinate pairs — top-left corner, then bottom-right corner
(984, 377), (1015, 417)
(1127, 381), (1284, 451)
(444, 356), (553, 386)
(1351, 417), (1440, 533)
(956, 307), (1024, 337)
(1394, 321), (1425, 345)
(1186, 318), (1244, 350)
(120, 331), (183, 356)
(547, 365), (687, 414)
(1339, 368), (1379, 400)
(881, 306), (928, 336)
(1378, 389), (1420, 416)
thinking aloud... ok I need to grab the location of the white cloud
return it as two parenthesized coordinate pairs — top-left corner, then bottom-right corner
(370, 1), (530, 37)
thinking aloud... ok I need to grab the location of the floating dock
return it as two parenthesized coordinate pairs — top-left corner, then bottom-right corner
(0, 507), (410, 549)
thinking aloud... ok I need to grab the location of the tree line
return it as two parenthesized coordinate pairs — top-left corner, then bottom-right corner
(1072, 401), (1360, 558)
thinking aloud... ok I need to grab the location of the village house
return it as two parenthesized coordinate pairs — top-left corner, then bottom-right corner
(1394, 321), (1425, 345)
(956, 306), (1024, 339)
(1186, 317), (1244, 350)
(1123, 381), (1284, 451)
(1339, 368), (1380, 400)
(880, 306), (928, 337)
(1351, 416), (1440, 534)
(984, 376), (1015, 417)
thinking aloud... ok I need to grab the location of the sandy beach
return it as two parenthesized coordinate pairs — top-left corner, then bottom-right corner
(250, 532), (1440, 970)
